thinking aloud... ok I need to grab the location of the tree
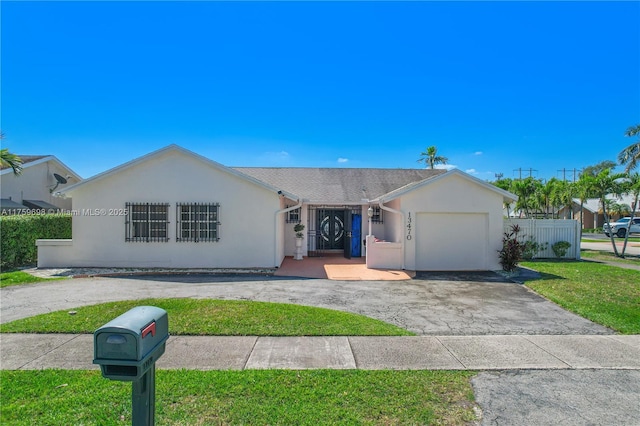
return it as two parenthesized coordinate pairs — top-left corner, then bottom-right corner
(575, 174), (598, 234)
(620, 172), (640, 257)
(618, 124), (640, 173)
(551, 179), (575, 219)
(582, 160), (617, 177)
(511, 177), (541, 218)
(493, 178), (514, 217)
(589, 169), (627, 257)
(0, 132), (23, 175)
(418, 146), (448, 169)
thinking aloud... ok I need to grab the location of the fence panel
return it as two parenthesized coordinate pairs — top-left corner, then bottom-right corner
(504, 219), (581, 260)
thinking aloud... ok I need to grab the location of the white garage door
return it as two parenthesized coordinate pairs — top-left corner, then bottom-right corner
(416, 213), (488, 271)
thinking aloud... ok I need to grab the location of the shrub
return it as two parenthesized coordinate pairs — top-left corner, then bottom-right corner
(551, 241), (571, 258)
(498, 224), (525, 272)
(521, 237), (548, 260)
(0, 214), (71, 269)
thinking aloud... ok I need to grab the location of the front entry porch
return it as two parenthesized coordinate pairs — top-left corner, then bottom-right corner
(275, 255), (415, 280)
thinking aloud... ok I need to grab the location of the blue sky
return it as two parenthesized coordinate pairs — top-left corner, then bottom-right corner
(2, 1), (639, 181)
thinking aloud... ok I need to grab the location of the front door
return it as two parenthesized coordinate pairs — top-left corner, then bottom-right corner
(317, 209), (345, 251)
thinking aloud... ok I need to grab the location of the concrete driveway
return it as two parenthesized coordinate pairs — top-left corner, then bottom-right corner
(0, 271), (612, 335)
(2, 271), (635, 425)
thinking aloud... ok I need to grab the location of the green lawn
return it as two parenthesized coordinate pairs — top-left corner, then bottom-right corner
(0, 270), (66, 288)
(521, 260), (640, 334)
(0, 369), (477, 425)
(0, 298), (414, 336)
(580, 249), (640, 264)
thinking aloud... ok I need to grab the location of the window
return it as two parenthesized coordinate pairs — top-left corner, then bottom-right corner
(176, 203), (220, 242)
(286, 206), (301, 223)
(125, 203), (169, 242)
(371, 206), (384, 224)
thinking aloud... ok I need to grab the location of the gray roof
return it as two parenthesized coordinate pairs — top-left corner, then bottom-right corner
(233, 167), (446, 204)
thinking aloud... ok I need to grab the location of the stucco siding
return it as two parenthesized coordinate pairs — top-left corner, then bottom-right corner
(398, 174), (504, 271)
(1, 161), (76, 210)
(40, 149), (280, 268)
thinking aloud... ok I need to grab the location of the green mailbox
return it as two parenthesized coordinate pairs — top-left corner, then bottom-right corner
(94, 306), (169, 425)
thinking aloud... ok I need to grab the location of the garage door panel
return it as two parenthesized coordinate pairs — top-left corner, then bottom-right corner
(416, 213), (487, 270)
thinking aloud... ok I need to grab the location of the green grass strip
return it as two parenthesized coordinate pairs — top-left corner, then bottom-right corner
(522, 260), (640, 334)
(0, 270), (65, 288)
(0, 369), (477, 425)
(0, 298), (414, 336)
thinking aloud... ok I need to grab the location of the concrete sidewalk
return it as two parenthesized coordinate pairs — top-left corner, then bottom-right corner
(2, 333), (639, 371)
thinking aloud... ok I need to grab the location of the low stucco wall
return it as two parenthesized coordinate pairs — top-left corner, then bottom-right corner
(365, 235), (403, 269)
(36, 239), (73, 268)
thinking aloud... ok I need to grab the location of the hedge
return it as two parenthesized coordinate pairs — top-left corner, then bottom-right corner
(0, 214), (72, 269)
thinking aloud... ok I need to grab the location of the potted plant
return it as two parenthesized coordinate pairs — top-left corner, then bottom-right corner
(293, 223), (305, 260)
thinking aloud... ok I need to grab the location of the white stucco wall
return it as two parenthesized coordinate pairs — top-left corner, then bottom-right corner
(399, 173), (505, 271)
(38, 149), (282, 268)
(1, 160), (77, 210)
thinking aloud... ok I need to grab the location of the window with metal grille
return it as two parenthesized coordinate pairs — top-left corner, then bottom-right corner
(371, 206), (384, 224)
(125, 203), (169, 242)
(286, 206), (301, 223)
(176, 203), (220, 242)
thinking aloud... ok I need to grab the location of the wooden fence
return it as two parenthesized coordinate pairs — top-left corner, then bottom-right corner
(504, 219), (581, 260)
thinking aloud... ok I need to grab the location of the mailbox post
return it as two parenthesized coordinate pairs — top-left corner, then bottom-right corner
(94, 306), (169, 426)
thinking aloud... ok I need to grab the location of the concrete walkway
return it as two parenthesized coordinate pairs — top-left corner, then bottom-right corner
(2, 333), (639, 371)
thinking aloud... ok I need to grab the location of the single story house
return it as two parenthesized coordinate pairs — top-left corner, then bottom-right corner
(37, 145), (517, 271)
(1, 154), (82, 213)
(557, 194), (639, 229)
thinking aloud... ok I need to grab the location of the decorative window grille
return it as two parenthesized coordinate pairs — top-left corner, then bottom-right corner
(125, 203), (169, 242)
(176, 203), (220, 242)
(286, 206), (301, 223)
(371, 206), (384, 224)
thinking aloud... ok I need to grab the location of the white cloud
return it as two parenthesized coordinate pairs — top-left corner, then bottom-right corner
(435, 164), (457, 171)
(466, 168), (477, 174)
(337, 157), (349, 163)
(474, 151), (483, 156)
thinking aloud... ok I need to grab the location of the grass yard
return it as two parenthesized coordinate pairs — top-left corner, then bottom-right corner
(521, 260), (640, 334)
(0, 369), (477, 425)
(580, 249), (640, 264)
(0, 298), (414, 336)
(0, 270), (65, 288)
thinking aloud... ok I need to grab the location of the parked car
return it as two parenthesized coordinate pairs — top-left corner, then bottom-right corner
(603, 217), (640, 238)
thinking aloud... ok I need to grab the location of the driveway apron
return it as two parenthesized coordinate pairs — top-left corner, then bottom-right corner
(0, 272), (612, 335)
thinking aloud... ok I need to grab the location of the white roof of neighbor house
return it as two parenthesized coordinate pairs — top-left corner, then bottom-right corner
(573, 194), (639, 213)
(0, 155), (82, 180)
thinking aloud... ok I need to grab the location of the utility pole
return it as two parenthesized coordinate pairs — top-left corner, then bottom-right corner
(557, 168), (581, 182)
(513, 168), (537, 179)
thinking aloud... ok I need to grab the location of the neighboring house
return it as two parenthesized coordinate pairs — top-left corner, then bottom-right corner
(558, 194), (640, 229)
(1, 155), (82, 213)
(37, 145), (517, 271)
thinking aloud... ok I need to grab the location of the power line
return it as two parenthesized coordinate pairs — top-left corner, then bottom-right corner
(513, 168), (537, 179)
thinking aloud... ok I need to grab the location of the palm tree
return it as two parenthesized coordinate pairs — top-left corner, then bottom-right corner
(620, 172), (640, 257)
(0, 133), (23, 175)
(589, 169), (627, 257)
(575, 174), (595, 235)
(618, 124), (640, 173)
(418, 146), (448, 169)
(551, 179), (575, 219)
(511, 177), (540, 218)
